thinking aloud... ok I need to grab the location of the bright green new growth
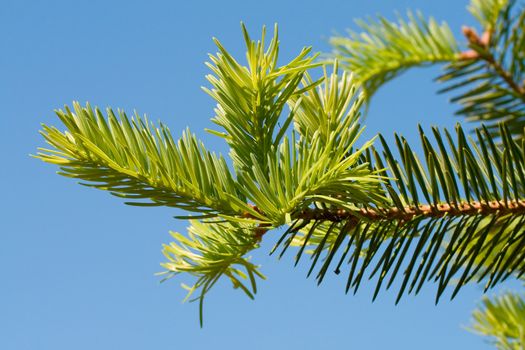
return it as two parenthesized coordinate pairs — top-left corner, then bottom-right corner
(204, 24), (318, 173)
(37, 25), (388, 324)
(38, 104), (249, 216)
(161, 220), (265, 324)
(470, 291), (525, 350)
(330, 11), (460, 100)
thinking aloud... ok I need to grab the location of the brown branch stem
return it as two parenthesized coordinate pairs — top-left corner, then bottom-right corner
(245, 200), (525, 237)
(481, 53), (525, 101)
(294, 199), (525, 224)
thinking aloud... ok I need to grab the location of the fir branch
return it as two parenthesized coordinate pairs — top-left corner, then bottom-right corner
(438, 0), (525, 139)
(36, 19), (525, 323)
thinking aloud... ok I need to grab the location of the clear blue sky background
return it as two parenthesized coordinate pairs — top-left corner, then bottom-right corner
(1, 0), (519, 349)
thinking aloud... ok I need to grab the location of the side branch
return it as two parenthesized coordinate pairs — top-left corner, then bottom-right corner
(482, 53), (525, 100)
(461, 26), (525, 101)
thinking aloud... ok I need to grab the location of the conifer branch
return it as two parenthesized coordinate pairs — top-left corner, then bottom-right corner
(36, 15), (525, 324)
(438, 0), (525, 139)
(460, 25), (525, 100)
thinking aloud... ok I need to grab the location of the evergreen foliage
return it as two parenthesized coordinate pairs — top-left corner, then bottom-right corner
(36, 0), (525, 341)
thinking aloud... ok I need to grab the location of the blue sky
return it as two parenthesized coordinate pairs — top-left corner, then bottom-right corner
(1, 0), (517, 349)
